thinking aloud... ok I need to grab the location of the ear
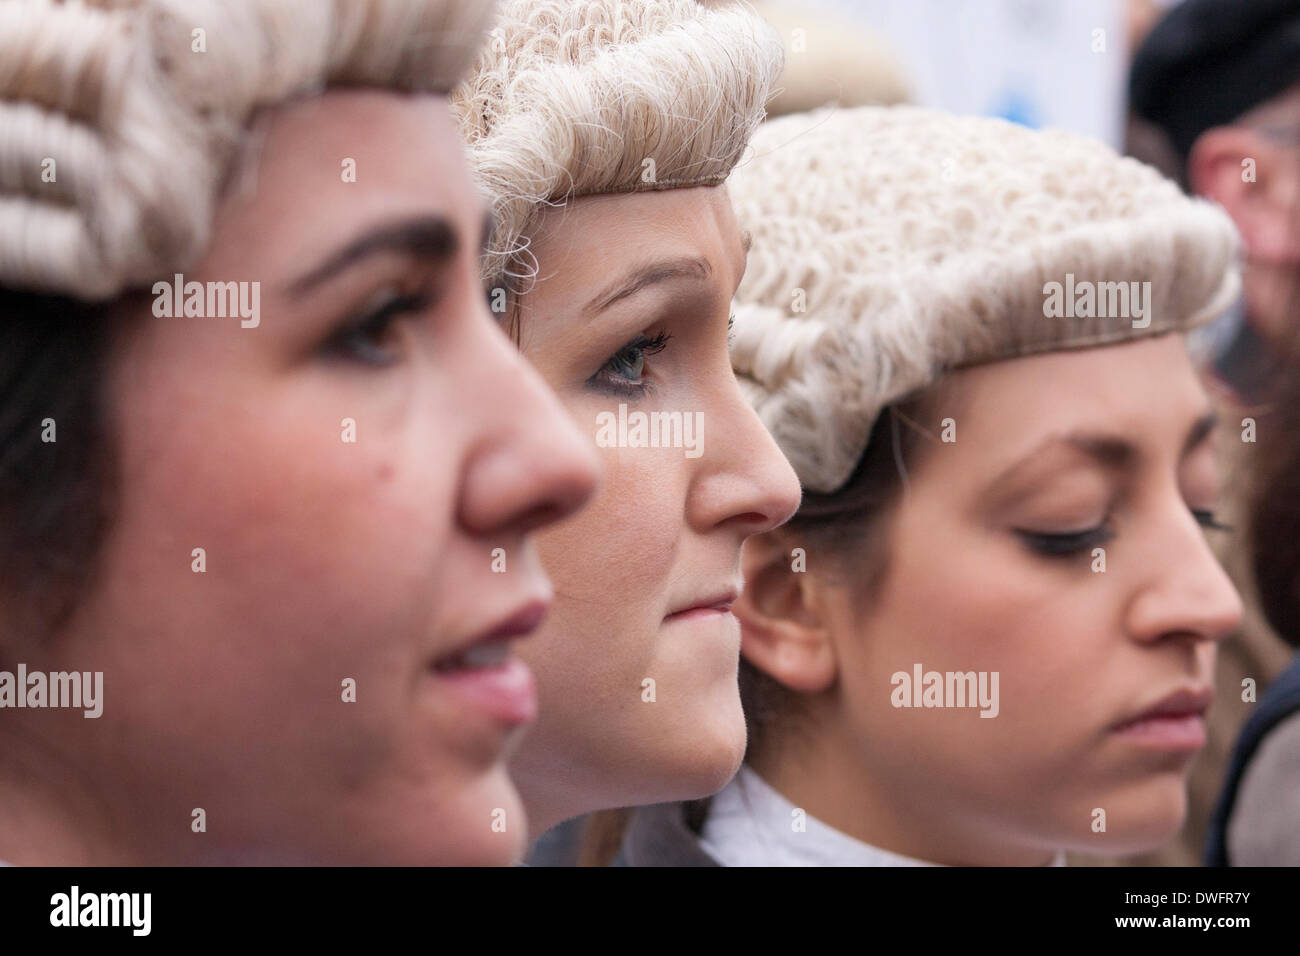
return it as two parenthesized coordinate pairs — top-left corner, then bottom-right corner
(734, 531), (837, 694)
(1189, 126), (1300, 263)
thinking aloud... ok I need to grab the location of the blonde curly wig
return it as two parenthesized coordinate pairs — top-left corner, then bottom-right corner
(452, 0), (784, 291)
(729, 106), (1243, 494)
(0, 0), (496, 300)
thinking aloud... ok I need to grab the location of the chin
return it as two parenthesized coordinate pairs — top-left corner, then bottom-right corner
(423, 767), (528, 866)
(1064, 776), (1189, 857)
(663, 692), (748, 801)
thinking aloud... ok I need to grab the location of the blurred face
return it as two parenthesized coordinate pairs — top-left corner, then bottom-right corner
(507, 186), (801, 832)
(20, 91), (598, 865)
(1189, 85), (1300, 346)
(810, 335), (1242, 863)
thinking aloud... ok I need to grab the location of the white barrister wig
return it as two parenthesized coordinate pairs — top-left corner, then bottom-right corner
(451, 0), (785, 291)
(728, 106), (1243, 494)
(0, 0), (497, 300)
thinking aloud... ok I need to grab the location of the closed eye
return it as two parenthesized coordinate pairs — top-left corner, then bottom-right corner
(1016, 524), (1114, 558)
(1192, 509), (1232, 532)
(1019, 507), (1232, 560)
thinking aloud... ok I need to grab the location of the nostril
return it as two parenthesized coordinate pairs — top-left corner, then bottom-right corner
(734, 511), (772, 529)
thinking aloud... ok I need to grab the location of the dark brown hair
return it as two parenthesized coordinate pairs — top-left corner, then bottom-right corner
(735, 387), (945, 764)
(1249, 343), (1300, 649)
(0, 288), (119, 638)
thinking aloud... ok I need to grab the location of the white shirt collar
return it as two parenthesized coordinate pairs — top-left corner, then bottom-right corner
(700, 765), (1066, 867)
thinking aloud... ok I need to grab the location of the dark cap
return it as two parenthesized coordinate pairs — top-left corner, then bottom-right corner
(1130, 0), (1300, 161)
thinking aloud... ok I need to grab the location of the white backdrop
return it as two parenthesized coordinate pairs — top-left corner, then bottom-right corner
(817, 0), (1129, 146)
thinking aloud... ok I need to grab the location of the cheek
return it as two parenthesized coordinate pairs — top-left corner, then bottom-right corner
(514, 439), (709, 792)
(119, 372), (452, 636)
(844, 505), (1123, 768)
(80, 363), (466, 802)
(523, 444), (687, 678)
(511, 437), (744, 806)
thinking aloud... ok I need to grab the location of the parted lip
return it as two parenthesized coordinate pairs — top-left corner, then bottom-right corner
(434, 597), (550, 665)
(664, 588), (739, 620)
(1113, 686), (1213, 730)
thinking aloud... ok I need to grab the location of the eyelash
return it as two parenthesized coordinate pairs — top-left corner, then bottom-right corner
(1018, 509), (1231, 558)
(588, 330), (673, 397)
(1192, 509), (1233, 533)
(325, 287), (432, 366)
(1018, 525), (1115, 558)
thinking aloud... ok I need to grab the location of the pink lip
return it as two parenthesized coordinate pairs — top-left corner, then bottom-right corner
(473, 600), (549, 644)
(430, 657), (538, 726)
(665, 590), (738, 622)
(429, 599), (549, 727)
(1111, 686), (1213, 750)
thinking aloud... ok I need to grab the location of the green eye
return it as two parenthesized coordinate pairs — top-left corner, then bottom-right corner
(608, 344), (647, 380)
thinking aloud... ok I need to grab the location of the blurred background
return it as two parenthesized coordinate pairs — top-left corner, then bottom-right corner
(739, 0), (1186, 168)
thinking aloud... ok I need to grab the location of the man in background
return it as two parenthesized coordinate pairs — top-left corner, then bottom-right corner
(1132, 0), (1300, 405)
(1123, 0), (1300, 867)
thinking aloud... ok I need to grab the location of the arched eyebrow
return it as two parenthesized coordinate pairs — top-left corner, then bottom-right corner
(990, 410), (1220, 486)
(582, 232), (751, 318)
(287, 211), (494, 296)
(582, 256), (712, 317)
(1058, 433), (1134, 470)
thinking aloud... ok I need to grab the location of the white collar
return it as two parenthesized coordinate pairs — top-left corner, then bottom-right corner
(700, 765), (1066, 867)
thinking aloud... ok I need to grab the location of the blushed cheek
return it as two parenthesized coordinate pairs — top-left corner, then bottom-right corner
(91, 384), (460, 765)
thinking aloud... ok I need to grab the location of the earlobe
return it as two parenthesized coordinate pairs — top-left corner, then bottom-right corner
(734, 534), (837, 694)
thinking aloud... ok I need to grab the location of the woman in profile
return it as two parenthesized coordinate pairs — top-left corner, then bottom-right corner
(453, 0), (802, 857)
(0, 0), (598, 865)
(611, 105), (1245, 865)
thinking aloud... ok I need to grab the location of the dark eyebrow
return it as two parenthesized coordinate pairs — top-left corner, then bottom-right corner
(993, 410), (1220, 487)
(582, 256), (712, 317)
(288, 214), (479, 296)
(990, 432), (1133, 489)
(1062, 433), (1134, 469)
